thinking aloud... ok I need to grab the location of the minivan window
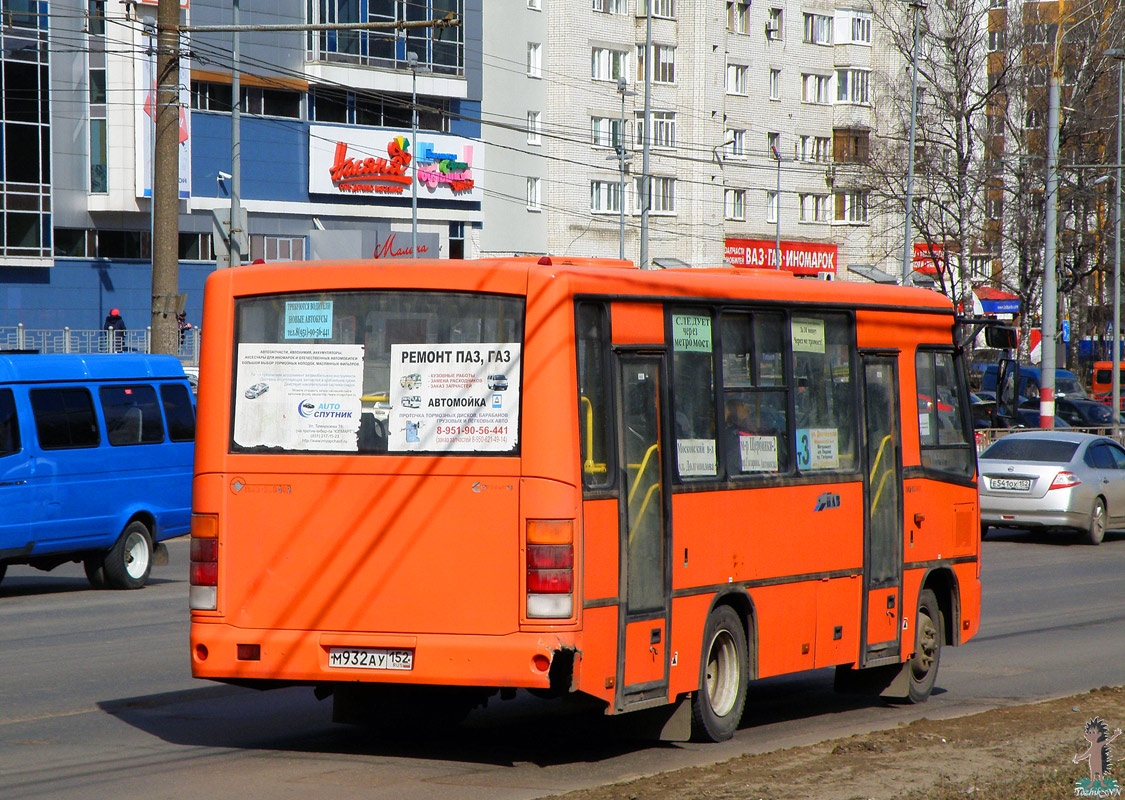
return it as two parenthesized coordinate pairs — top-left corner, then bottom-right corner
(30, 388), (100, 449)
(0, 388), (19, 456)
(160, 383), (196, 442)
(100, 385), (165, 445)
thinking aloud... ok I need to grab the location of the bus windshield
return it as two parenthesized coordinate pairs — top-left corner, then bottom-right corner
(231, 290), (524, 455)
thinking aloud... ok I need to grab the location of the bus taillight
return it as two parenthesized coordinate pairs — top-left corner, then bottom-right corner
(189, 513), (219, 611)
(526, 519), (574, 619)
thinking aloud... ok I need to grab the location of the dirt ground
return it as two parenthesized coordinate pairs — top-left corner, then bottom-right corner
(546, 686), (1125, 800)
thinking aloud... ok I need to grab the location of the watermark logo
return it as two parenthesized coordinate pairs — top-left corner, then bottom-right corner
(1073, 717), (1122, 797)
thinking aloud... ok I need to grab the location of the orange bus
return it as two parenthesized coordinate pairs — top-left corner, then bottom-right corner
(189, 257), (985, 742)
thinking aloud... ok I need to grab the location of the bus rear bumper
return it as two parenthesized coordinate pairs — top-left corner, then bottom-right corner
(189, 622), (578, 689)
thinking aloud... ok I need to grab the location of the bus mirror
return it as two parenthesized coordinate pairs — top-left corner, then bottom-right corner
(997, 358), (1020, 424)
(984, 326), (1017, 350)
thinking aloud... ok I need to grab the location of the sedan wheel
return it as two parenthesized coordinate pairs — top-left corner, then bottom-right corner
(1085, 499), (1106, 546)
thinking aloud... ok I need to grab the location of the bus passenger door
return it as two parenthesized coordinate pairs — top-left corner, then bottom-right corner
(614, 352), (671, 712)
(860, 355), (903, 666)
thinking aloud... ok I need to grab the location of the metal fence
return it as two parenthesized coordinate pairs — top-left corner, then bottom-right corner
(0, 324), (201, 365)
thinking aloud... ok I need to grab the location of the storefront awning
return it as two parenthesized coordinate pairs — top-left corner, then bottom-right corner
(848, 265), (898, 284)
(973, 286), (1021, 315)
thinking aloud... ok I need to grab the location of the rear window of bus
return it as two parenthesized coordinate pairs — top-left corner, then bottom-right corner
(231, 291), (524, 455)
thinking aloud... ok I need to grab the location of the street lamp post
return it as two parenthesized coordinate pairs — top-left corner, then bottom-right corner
(1108, 48), (1124, 436)
(407, 52), (429, 259)
(616, 77), (635, 261)
(771, 144), (782, 268)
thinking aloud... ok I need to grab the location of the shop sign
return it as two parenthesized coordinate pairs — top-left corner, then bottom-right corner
(309, 125), (483, 203)
(723, 239), (837, 276)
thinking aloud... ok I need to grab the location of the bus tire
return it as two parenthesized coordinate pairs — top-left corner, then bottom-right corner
(690, 605), (748, 742)
(1085, 498), (1106, 546)
(906, 589), (943, 704)
(103, 521), (153, 590)
(83, 557), (107, 589)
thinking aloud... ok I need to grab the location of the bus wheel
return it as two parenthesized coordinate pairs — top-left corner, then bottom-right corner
(906, 589), (943, 703)
(1085, 499), (1107, 546)
(83, 558), (107, 589)
(690, 606), (748, 742)
(103, 521), (153, 590)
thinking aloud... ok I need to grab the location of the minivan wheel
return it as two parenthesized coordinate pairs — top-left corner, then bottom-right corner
(103, 521), (154, 590)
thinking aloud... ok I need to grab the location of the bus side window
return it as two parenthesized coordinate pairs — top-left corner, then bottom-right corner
(791, 313), (855, 472)
(720, 311), (789, 477)
(576, 303), (615, 489)
(670, 308), (717, 480)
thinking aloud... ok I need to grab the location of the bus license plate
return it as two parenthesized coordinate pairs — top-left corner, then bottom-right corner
(328, 647), (413, 670)
(990, 477), (1031, 491)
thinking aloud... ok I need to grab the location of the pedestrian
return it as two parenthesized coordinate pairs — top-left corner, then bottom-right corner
(177, 312), (193, 346)
(103, 308), (126, 353)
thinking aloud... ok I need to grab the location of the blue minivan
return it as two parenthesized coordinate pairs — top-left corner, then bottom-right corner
(0, 353), (194, 590)
(979, 364), (1087, 401)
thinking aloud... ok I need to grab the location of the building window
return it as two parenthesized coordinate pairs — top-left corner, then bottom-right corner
(527, 42), (542, 77)
(1026, 108), (1043, 128)
(767, 132), (781, 158)
(639, 0), (675, 19)
(727, 64), (749, 94)
(799, 194), (830, 222)
(239, 86), (302, 118)
(594, 0), (625, 12)
(592, 116), (624, 148)
(797, 135), (832, 162)
(591, 180), (622, 213)
(638, 44), (675, 83)
(249, 235), (306, 262)
(310, 87), (449, 130)
(802, 74), (831, 104)
(306, 0), (464, 76)
(592, 47), (628, 81)
(527, 177), (541, 210)
(834, 191), (869, 223)
(2, 5), (51, 258)
(634, 176), (675, 214)
(727, 0), (750, 33)
(803, 13), (832, 45)
(527, 111), (541, 145)
(988, 29), (1005, 51)
(836, 69), (870, 104)
(850, 14), (872, 43)
(833, 129), (869, 163)
(724, 128), (746, 158)
(767, 8), (783, 39)
(769, 68), (781, 100)
(635, 111), (676, 149)
(725, 188), (746, 220)
(766, 191), (779, 224)
(88, 0), (107, 194)
(528, 0), (541, 8)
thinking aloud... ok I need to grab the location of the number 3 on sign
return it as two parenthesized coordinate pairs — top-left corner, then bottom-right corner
(797, 431), (811, 470)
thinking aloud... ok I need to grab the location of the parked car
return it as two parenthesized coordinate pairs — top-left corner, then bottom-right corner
(0, 353), (195, 588)
(978, 431), (1125, 544)
(1018, 397), (1122, 430)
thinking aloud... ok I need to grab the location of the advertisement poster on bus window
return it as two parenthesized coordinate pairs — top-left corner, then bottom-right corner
(233, 343), (364, 451)
(388, 343), (521, 452)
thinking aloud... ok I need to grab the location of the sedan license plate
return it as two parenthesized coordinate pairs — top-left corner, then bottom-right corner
(328, 647), (413, 670)
(990, 477), (1031, 491)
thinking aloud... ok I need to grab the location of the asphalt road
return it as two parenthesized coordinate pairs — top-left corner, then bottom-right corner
(2, 529), (1124, 800)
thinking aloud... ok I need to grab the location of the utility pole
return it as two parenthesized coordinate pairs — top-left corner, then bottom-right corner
(230, 0), (243, 268)
(151, 0), (181, 355)
(1041, 74), (1059, 428)
(900, 1), (925, 286)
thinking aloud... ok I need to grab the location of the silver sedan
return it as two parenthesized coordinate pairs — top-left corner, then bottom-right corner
(978, 431), (1125, 545)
